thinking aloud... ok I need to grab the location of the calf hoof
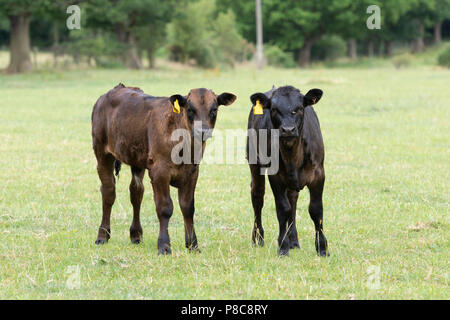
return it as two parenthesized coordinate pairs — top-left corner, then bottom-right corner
(277, 248), (290, 257)
(131, 238), (141, 244)
(96, 227), (110, 245)
(188, 247), (201, 253)
(130, 229), (143, 244)
(186, 242), (200, 253)
(315, 236), (329, 257)
(289, 240), (300, 249)
(252, 237), (264, 247)
(318, 250), (330, 257)
(158, 246), (172, 255)
(252, 229), (265, 247)
(95, 239), (108, 245)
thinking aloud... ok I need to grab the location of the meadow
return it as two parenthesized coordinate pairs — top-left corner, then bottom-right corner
(0, 61), (448, 299)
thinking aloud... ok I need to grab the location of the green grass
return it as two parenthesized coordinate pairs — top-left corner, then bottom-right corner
(0, 66), (448, 299)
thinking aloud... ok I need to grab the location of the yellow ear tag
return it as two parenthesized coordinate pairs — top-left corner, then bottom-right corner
(173, 99), (181, 114)
(253, 100), (263, 115)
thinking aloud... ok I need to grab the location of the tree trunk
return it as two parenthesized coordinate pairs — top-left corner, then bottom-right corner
(52, 21), (60, 68)
(375, 39), (382, 56)
(7, 14), (32, 73)
(255, 0), (264, 70)
(147, 47), (155, 69)
(384, 40), (393, 57)
(298, 39), (314, 67)
(115, 24), (142, 69)
(347, 39), (357, 60)
(433, 21), (442, 45)
(411, 22), (425, 53)
(366, 38), (374, 57)
(123, 33), (142, 69)
(32, 46), (38, 69)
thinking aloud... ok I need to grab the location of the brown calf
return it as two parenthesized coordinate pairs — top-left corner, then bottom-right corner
(91, 84), (236, 254)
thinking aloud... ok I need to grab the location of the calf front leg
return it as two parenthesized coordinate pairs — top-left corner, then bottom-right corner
(287, 189), (300, 249)
(250, 165), (265, 247)
(308, 179), (329, 257)
(269, 176), (291, 256)
(151, 174), (173, 255)
(178, 181), (199, 252)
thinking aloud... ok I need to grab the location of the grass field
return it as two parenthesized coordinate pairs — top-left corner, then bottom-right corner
(0, 65), (448, 299)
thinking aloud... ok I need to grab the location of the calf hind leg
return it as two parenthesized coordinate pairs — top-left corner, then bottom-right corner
(95, 154), (116, 244)
(129, 167), (145, 244)
(308, 179), (329, 256)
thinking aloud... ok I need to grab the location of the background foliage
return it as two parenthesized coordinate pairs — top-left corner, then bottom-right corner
(0, 0), (449, 71)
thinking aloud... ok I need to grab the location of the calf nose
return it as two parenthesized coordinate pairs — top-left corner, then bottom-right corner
(202, 128), (213, 140)
(280, 126), (297, 137)
(194, 126), (213, 140)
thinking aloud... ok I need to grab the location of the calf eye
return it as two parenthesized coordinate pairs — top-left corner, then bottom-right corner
(210, 108), (218, 120)
(187, 107), (196, 121)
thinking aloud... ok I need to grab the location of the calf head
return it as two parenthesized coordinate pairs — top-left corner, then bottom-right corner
(250, 86), (323, 189)
(170, 88), (236, 140)
(250, 85), (323, 143)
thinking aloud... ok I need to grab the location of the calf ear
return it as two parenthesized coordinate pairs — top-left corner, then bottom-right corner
(250, 93), (271, 108)
(303, 89), (323, 106)
(169, 94), (187, 108)
(217, 92), (237, 106)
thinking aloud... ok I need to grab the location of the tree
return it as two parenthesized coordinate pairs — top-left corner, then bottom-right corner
(334, 0), (394, 59)
(0, 0), (76, 73)
(214, 9), (245, 66)
(334, 0), (372, 60)
(0, 0), (38, 73)
(431, 0), (450, 44)
(86, 0), (173, 69)
(217, 0), (257, 43)
(133, 0), (173, 69)
(0, 13), (8, 47)
(406, 0), (435, 53)
(167, 0), (216, 67)
(167, 0), (246, 68)
(41, 2), (75, 67)
(375, 0), (414, 56)
(264, 0), (351, 67)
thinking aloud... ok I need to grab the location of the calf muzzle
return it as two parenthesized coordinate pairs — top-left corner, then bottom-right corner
(280, 125), (299, 138)
(193, 125), (213, 140)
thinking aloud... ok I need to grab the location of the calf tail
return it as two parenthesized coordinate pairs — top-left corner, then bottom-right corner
(114, 159), (122, 178)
